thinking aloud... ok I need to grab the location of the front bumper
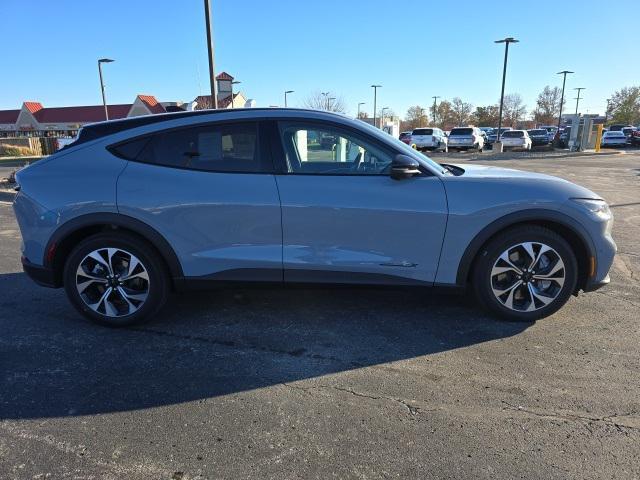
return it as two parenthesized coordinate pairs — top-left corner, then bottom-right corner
(22, 256), (58, 288)
(584, 274), (610, 292)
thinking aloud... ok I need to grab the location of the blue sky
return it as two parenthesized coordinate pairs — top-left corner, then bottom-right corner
(1, 0), (637, 118)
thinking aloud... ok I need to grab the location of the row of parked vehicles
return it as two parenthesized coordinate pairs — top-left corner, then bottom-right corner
(400, 123), (640, 152)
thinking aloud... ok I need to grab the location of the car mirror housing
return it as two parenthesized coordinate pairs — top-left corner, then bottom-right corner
(390, 154), (421, 180)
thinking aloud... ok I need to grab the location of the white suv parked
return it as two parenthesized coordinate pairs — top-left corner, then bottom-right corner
(500, 130), (532, 151)
(447, 127), (484, 152)
(410, 128), (448, 152)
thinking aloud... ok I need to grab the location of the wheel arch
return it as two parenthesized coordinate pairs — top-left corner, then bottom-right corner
(456, 209), (595, 293)
(45, 213), (184, 289)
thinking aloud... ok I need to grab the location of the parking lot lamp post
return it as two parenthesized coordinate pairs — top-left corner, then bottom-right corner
(371, 85), (382, 128)
(97, 58), (114, 120)
(431, 96), (440, 126)
(494, 37), (518, 151)
(574, 87), (585, 115)
(357, 102), (365, 119)
(284, 90), (294, 107)
(231, 80), (241, 108)
(204, 0), (217, 109)
(604, 98), (611, 124)
(556, 70), (573, 131)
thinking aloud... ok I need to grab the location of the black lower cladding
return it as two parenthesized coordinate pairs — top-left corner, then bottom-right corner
(22, 257), (58, 288)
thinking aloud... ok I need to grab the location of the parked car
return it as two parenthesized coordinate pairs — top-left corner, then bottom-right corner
(556, 126), (571, 148)
(608, 124), (632, 132)
(538, 125), (558, 141)
(500, 130), (532, 151)
(410, 127), (448, 152)
(447, 127), (484, 152)
(479, 127), (494, 142)
(13, 108), (615, 326)
(528, 129), (551, 147)
(621, 127), (635, 141)
(629, 128), (640, 146)
(399, 131), (412, 145)
(600, 130), (628, 147)
(486, 127), (512, 148)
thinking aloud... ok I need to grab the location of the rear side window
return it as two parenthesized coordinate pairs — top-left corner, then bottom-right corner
(449, 128), (473, 135)
(109, 137), (150, 160)
(412, 128), (433, 135)
(133, 123), (262, 172)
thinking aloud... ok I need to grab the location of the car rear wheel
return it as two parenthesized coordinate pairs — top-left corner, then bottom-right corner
(472, 225), (578, 322)
(63, 232), (169, 327)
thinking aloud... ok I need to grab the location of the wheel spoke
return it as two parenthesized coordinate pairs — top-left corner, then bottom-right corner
(492, 279), (523, 299)
(502, 281), (522, 310)
(115, 286), (141, 314)
(528, 283), (554, 307)
(88, 250), (111, 273)
(521, 242), (537, 268)
(87, 287), (113, 313)
(533, 258), (564, 279)
(498, 251), (523, 275)
(530, 244), (551, 270)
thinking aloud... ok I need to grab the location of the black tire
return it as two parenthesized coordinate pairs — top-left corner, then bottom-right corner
(63, 232), (169, 327)
(472, 225), (578, 322)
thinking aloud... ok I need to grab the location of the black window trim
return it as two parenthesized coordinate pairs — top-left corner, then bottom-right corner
(106, 119), (276, 175)
(271, 118), (433, 178)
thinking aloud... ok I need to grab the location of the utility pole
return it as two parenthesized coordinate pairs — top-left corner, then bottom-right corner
(574, 87), (585, 115)
(97, 58), (114, 120)
(204, 0), (217, 109)
(371, 85), (382, 128)
(494, 37), (519, 151)
(556, 70), (573, 131)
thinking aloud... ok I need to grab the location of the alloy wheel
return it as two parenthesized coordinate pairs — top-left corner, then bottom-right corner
(490, 242), (565, 312)
(75, 248), (150, 317)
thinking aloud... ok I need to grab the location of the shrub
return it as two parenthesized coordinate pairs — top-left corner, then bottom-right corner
(0, 145), (36, 156)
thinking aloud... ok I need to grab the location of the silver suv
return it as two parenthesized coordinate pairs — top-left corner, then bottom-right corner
(447, 127), (485, 152)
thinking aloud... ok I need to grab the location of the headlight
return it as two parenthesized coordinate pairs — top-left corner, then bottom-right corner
(570, 198), (611, 218)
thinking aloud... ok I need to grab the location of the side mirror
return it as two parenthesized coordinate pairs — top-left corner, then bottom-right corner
(390, 154), (421, 180)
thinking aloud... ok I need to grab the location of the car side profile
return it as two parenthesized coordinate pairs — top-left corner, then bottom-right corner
(13, 109), (615, 326)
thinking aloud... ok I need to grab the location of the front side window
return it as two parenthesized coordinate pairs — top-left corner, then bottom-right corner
(135, 122), (261, 172)
(279, 122), (394, 175)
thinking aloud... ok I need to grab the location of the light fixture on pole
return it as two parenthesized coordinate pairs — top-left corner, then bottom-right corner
(98, 58), (114, 120)
(494, 37), (519, 151)
(574, 87), (585, 115)
(371, 85), (382, 128)
(357, 102), (365, 118)
(231, 80), (241, 108)
(284, 90), (294, 107)
(556, 70), (573, 132)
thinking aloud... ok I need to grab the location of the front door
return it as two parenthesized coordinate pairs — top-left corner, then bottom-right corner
(273, 120), (448, 286)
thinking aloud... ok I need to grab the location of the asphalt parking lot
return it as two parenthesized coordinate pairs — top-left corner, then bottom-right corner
(0, 153), (639, 479)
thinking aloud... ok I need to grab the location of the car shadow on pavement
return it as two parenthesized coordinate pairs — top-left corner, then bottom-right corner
(0, 272), (530, 420)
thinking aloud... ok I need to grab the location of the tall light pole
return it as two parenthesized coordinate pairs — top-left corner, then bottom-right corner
(381, 107), (389, 126)
(97, 58), (114, 120)
(231, 80), (241, 108)
(556, 70), (573, 131)
(431, 96), (440, 126)
(494, 37), (518, 150)
(284, 90), (294, 107)
(328, 97), (336, 111)
(321, 92), (329, 110)
(574, 87), (585, 115)
(371, 85), (382, 128)
(204, 0), (217, 109)
(357, 102), (365, 118)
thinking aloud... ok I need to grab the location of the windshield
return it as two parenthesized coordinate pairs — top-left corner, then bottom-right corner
(412, 128), (433, 135)
(502, 131), (524, 138)
(449, 128), (473, 136)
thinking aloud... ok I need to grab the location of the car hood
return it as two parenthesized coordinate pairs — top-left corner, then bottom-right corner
(448, 163), (601, 199)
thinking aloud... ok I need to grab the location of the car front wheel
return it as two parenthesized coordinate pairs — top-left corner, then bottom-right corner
(472, 225), (578, 322)
(63, 232), (169, 327)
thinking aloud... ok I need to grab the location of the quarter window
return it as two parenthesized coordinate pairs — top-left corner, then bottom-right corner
(279, 122), (394, 175)
(133, 123), (261, 172)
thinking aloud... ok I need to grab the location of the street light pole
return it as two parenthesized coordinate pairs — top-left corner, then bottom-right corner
(231, 80), (241, 108)
(494, 37), (518, 150)
(431, 96), (440, 126)
(574, 87), (585, 115)
(357, 102), (365, 119)
(97, 58), (114, 120)
(284, 90), (294, 107)
(371, 85), (382, 128)
(556, 70), (573, 131)
(204, 0), (218, 109)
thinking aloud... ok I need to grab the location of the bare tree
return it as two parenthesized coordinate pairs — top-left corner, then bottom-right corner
(532, 86), (563, 125)
(303, 91), (346, 113)
(451, 97), (473, 126)
(404, 105), (429, 131)
(502, 94), (527, 127)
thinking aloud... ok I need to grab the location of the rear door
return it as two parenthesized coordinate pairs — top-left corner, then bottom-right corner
(116, 121), (282, 281)
(271, 120), (448, 285)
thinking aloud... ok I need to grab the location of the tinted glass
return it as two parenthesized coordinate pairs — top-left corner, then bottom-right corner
(502, 131), (524, 138)
(137, 123), (261, 172)
(109, 137), (150, 160)
(528, 129), (547, 135)
(449, 128), (473, 135)
(279, 122), (394, 175)
(412, 128), (433, 135)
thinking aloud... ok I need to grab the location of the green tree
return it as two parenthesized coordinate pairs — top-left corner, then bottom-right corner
(608, 86), (640, 125)
(470, 105), (500, 126)
(435, 100), (455, 129)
